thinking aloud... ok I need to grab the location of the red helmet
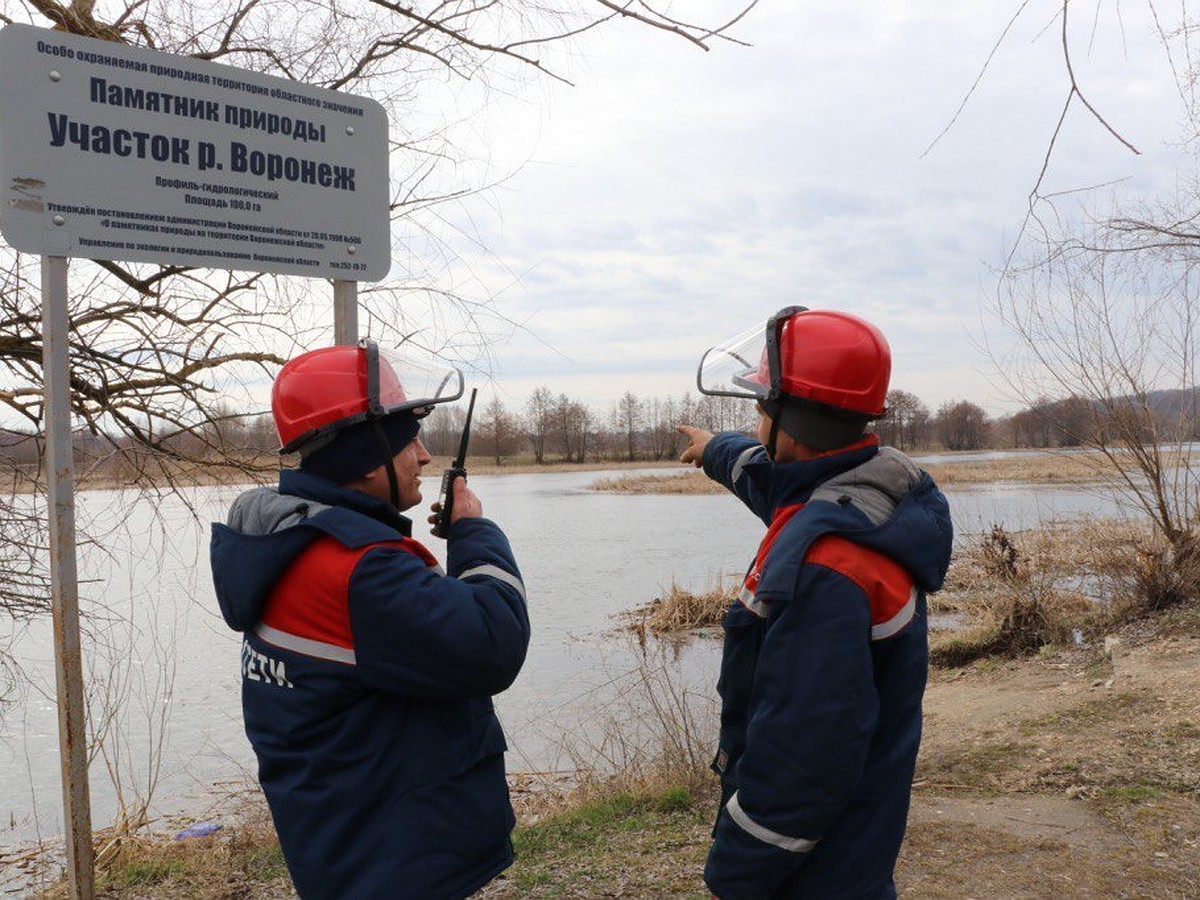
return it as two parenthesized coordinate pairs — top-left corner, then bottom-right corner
(272, 340), (463, 453)
(699, 306), (890, 416)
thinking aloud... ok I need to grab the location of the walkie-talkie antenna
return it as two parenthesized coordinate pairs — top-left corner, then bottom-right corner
(432, 388), (477, 538)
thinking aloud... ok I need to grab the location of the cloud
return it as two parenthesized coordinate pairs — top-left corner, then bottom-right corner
(434, 2), (1191, 417)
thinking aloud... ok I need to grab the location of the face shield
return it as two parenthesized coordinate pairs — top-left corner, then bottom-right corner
(366, 339), (464, 419)
(696, 306), (807, 400)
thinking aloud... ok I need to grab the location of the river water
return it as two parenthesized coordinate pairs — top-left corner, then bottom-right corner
(0, 459), (1137, 860)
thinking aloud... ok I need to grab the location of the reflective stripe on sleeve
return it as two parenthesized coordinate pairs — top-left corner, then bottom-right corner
(255, 622), (357, 665)
(871, 587), (917, 641)
(731, 446), (763, 483)
(726, 792), (818, 853)
(737, 583), (768, 618)
(458, 564), (526, 600)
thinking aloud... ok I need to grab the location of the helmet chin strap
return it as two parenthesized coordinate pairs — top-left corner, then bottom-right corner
(766, 411), (782, 462)
(761, 309), (802, 462)
(760, 393), (784, 462)
(371, 419), (401, 508)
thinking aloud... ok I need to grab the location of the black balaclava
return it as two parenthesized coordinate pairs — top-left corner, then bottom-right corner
(299, 412), (421, 501)
(759, 397), (871, 456)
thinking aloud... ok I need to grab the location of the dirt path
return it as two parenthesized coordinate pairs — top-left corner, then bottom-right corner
(897, 632), (1200, 898)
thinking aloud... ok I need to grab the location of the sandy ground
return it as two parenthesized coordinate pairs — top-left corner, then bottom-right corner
(898, 628), (1200, 898)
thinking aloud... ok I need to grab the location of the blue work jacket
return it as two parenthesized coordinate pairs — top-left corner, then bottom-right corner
(210, 469), (530, 899)
(701, 433), (953, 899)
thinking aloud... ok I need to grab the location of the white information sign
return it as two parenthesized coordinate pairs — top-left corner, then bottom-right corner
(0, 24), (390, 280)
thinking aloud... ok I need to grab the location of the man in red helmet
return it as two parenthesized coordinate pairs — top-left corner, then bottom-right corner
(679, 307), (953, 899)
(210, 340), (530, 899)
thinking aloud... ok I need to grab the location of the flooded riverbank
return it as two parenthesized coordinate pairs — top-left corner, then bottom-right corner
(0, 455), (1138, 858)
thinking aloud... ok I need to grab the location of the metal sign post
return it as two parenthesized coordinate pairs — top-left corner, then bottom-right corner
(41, 254), (95, 899)
(333, 280), (358, 344)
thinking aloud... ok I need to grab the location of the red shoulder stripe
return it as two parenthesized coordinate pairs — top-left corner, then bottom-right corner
(260, 535), (440, 654)
(806, 536), (917, 639)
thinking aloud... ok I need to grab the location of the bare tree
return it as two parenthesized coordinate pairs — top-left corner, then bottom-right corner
(992, 219), (1200, 573)
(0, 258), (294, 623)
(617, 391), (642, 461)
(477, 394), (522, 464)
(419, 403), (466, 457)
(693, 392), (750, 434)
(877, 389), (930, 452)
(550, 392), (589, 463)
(1007, 403), (1055, 449)
(934, 399), (990, 451)
(644, 395), (678, 460)
(1006, 396), (1096, 449)
(944, 2), (1200, 608)
(523, 384), (554, 464)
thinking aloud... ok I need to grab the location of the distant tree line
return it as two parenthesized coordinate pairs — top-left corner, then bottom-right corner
(3, 385), (1196, 470)
(419, 389), (752, 463)
(391, 385), (1200, 460)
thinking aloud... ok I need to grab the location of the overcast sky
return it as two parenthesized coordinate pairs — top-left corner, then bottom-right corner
(421, 1), (1192, 418)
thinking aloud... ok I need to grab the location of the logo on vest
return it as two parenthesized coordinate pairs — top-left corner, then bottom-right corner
(242, 638), (294, 688)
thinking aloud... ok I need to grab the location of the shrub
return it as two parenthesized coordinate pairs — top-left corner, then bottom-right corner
(1125, 534), (1200, 615)
(931, 523), (1090, 667)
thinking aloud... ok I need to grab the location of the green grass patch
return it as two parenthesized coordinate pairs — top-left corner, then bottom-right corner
(515, 791), (667, 857)
(1101, 784), (1163, 804)
(917, 740), (1031, 791)
(1024, 693), (1140, 732)
(109, 857), (189, 887)
(656, 785), (694, 812)
(501, 785), (713, 897)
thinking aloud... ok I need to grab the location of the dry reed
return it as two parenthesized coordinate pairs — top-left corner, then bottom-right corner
(624, 577), (734, 638)
(590, 470), (722, 494)
(550, 645), (719, 806)
(920, 452), (1118, 485)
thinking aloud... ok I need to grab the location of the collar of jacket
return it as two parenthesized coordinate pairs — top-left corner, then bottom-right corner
(768, 434), (881, 509)
(278, 468), (413, 537)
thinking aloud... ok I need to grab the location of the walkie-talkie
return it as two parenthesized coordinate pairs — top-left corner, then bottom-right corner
(432, 387), (477, 539)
